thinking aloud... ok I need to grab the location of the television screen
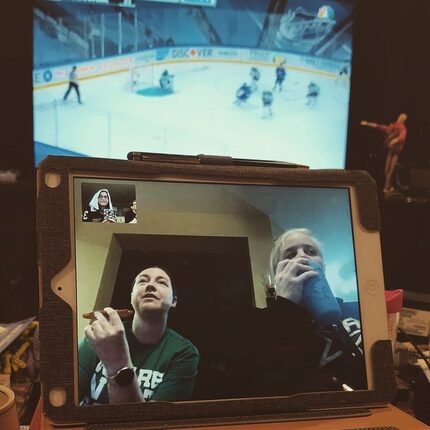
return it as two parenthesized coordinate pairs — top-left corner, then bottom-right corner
(33, 0), (354, 168)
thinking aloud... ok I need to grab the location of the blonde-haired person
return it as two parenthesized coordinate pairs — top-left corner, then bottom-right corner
(225, 229), (366, 397)
(270, 228), (323, 305)
(268, 228), (365, 386)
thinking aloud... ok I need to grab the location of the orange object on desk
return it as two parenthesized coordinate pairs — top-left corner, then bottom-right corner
(385, 289), (404, 314)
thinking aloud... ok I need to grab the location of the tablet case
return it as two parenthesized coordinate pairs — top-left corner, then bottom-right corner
(37, 155), (396, 427)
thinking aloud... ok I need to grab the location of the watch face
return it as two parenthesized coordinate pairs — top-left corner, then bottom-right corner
(114, 367), (135, 386)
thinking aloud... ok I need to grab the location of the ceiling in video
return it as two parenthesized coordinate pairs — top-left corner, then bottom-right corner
(33, 0), (354, 167)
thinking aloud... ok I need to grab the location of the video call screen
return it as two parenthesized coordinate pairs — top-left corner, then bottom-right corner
(73, 177), (366, 405)
(34, 0), (354, 168)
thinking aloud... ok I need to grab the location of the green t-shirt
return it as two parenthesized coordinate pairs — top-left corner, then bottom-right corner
(78, 323), (199, 404)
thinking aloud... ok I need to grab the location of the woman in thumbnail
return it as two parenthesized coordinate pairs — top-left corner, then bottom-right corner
(82, 189), (117, 223)
(78, 267), (199, 404)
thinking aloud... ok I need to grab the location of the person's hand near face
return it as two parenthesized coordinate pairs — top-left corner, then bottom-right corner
(274, 232), (323, 304)
(84, 307), (132, 378)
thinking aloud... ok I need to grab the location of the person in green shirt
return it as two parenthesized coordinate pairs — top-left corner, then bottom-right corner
(78, 267), (199, 404)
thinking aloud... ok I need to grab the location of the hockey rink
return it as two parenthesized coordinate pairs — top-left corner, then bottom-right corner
(33, 61), (350, 168)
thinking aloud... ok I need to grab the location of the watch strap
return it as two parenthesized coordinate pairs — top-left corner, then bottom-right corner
(107, 366), (135, 386)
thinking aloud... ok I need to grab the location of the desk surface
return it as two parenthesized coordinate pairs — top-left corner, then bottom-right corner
(35, 404), (429, 430)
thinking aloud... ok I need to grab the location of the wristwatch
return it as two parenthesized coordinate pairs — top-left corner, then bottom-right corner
(108, 366), (135, 386)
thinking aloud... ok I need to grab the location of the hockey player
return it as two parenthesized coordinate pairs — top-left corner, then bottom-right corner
(63, 65), (82, 104)
(235, 83), (252, 105)
(306, 82), (320, 106)
(261, 90), (273, 119)
(273, 62), (286, 92)
(159, 69), (174, 92)
(336, 62), (349, 85)
(250, 67), (261, 92)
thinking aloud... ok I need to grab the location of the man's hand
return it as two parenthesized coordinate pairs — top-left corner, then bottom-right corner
(274, 258), (318, 304)
(84, 307), (132, 376)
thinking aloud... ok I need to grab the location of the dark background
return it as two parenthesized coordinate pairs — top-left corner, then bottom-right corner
(1, 0), (429, 322)
(109, 235), (254, 309)
(348, 1), (430, 172)
(347, 1), (430, 307)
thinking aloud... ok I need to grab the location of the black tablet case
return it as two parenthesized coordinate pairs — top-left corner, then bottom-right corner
(37, 155), (396, 427)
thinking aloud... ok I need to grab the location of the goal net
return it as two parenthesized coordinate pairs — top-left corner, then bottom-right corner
(130, 64), (155, 91)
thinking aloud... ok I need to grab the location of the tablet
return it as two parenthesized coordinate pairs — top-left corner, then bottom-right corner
(37, 155), (395, 427)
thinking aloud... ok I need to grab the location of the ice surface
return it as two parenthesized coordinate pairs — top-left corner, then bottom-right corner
(33, 62), (350, 168)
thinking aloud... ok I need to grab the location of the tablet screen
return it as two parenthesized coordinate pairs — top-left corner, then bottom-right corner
(73, 177), (366, 405)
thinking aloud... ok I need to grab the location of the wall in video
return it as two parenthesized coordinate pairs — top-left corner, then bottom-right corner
(74, 178), (366, 406)
(34, 0), (354, 168)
